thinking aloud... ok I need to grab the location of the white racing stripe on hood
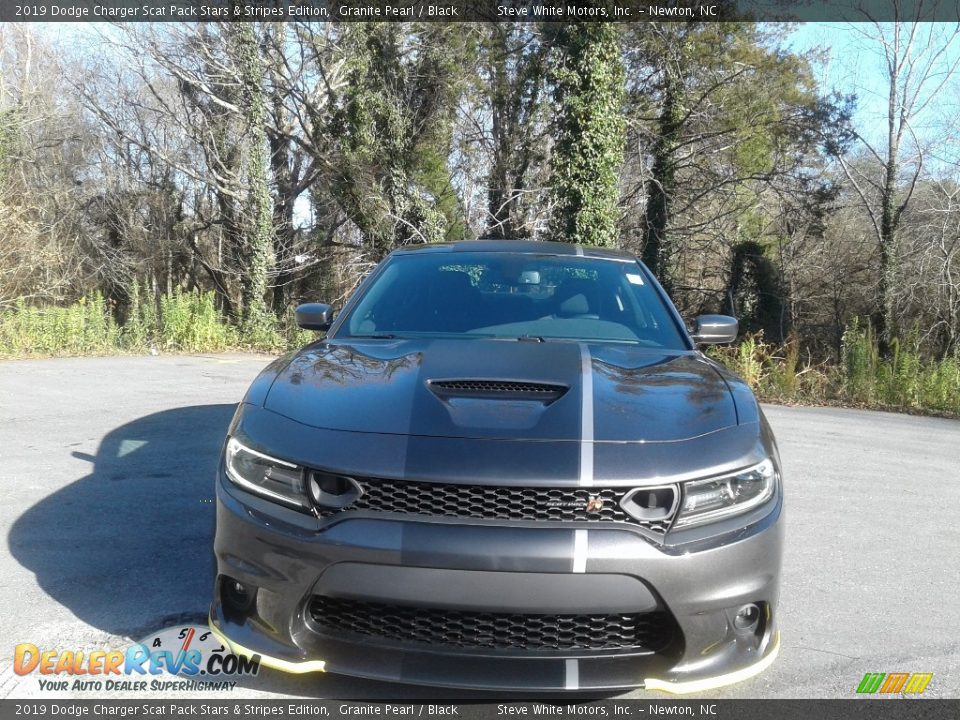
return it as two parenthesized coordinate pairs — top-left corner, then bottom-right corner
(579, 343), (594, 487)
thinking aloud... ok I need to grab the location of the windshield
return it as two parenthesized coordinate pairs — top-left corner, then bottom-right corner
(339, 252), (688, 349)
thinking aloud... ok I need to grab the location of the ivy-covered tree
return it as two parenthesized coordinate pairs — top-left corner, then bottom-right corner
(230, 22), (275, 330)
(547, 22), (626, 248)
(726, 240), (788, 342)
(330, 23), (471, 258)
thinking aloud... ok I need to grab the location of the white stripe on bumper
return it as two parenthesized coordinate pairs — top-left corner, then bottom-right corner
(572, 529), (588, 573)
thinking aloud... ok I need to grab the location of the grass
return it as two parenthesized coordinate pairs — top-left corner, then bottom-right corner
(3, 295), (958, 417)
(0, 294), (122, 356)
(0, 287), (314, 358)
(710, 323), (960, 416)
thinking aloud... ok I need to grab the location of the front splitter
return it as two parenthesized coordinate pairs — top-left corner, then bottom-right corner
(208, 614), (780, 694)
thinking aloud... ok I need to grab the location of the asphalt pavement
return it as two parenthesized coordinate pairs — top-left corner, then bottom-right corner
(0, 354), (957, 699)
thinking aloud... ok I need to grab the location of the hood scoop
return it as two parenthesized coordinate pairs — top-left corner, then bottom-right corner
(428, 379), (568, 404)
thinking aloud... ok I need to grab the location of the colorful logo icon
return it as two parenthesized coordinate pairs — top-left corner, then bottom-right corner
(856, 672), (933, 694)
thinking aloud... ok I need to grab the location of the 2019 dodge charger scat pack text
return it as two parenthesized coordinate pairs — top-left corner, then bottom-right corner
(209, 240), (783, 693)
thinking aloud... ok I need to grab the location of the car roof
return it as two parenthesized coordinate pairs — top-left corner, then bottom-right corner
(389, 239), (638, 261)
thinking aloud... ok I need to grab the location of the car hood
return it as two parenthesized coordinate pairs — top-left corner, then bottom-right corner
(262, 338), (738, 443)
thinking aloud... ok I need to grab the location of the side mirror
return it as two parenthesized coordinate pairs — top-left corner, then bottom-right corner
(295, 303), (334, 331)
(691, 314), (738, 345)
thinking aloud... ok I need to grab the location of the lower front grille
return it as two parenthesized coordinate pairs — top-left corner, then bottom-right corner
(308, 596), (676, 653)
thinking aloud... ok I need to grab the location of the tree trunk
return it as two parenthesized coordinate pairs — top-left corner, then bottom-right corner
(232, 22), (274, 328)
(877, 107), (899, 357)
(642, 63), (680, 294)
(547, 22), (626, 248)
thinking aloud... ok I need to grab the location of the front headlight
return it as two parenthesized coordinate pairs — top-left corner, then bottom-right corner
(224, 437), (309, 509)
(673, 458), (777, 529)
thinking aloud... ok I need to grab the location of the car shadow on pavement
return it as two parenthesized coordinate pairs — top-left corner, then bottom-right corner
(7, 403), (626, 700)
(9, 404), (235, 640)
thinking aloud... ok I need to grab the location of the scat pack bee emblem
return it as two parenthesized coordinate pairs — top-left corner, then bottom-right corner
(544, 495), (605, 513)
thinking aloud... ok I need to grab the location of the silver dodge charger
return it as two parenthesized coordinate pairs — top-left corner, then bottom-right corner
(209, 240), (783, 693)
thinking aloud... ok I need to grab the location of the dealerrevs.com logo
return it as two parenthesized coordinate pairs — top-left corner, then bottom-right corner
(14, 625), (259, 692)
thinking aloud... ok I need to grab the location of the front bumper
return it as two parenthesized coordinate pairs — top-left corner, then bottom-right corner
(209, 469), (783, 693)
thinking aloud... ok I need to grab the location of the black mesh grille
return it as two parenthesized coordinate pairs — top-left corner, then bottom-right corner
(431, 380), (565, 394)
(309, 596), (676, 652)
(428, 379), (567, 402)
(314, 479), (674, 534)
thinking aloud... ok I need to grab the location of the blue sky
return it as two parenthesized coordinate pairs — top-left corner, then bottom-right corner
(787, 22), (960, 155)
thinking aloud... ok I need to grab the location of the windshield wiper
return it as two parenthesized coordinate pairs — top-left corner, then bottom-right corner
(349, 333), (401, 339)
(517, 335), (547, 343)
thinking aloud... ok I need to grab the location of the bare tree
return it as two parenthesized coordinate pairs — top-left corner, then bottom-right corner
(80, 23), (334, 319)
(898, 179), (960, 355)
(622, 22), (834, 311)
(0, 25), (98, 307)
(833, 9), (960, 352)
(479, 24), (551, 239)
